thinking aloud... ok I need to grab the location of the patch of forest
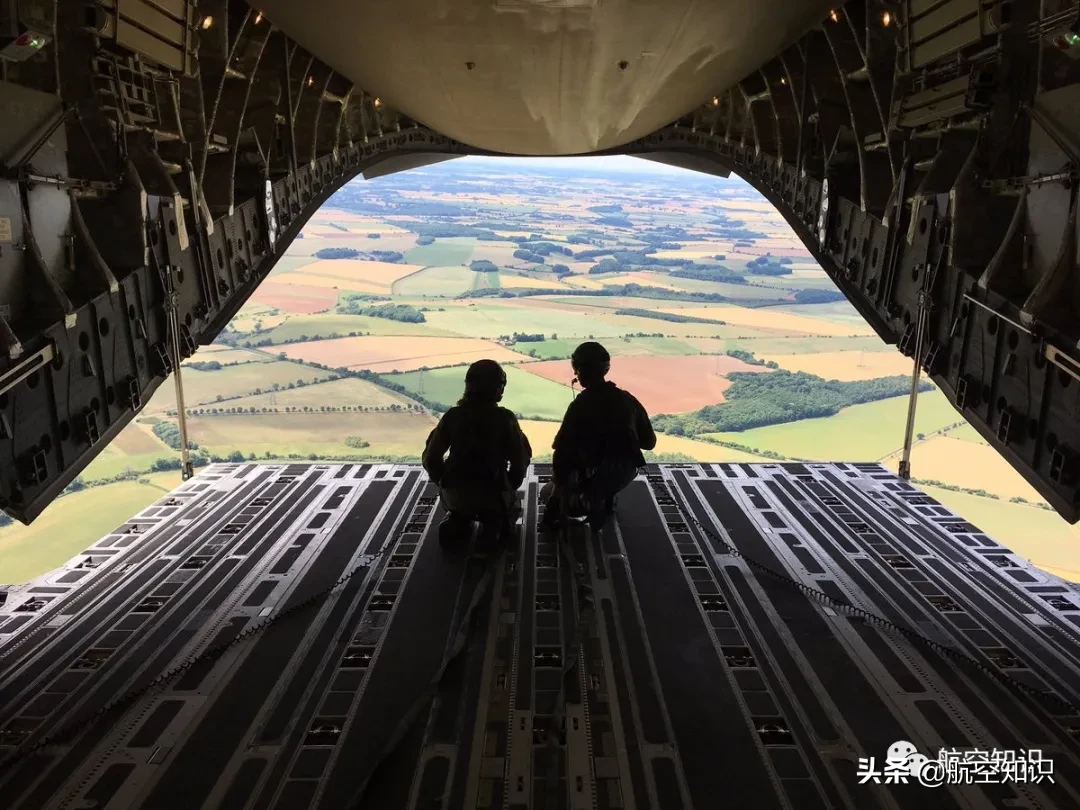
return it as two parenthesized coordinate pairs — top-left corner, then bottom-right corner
(313, 247), (406, 263)
(652, 371), (934, 435)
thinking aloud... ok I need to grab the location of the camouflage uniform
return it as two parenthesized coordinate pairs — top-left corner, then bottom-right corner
(422, 402), (532, 535)
(544, 380), (656, 528)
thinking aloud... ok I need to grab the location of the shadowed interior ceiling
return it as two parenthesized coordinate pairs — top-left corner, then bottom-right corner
(257, 0), (837, 154)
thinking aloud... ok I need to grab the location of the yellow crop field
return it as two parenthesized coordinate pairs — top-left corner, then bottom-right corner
(471, 243), (524, 266)
(498, 273), (566, 290)
(760, 350), (914, 381)
(363, 235), (420, 252)
(185, 348), (272, 365)
(920, 486), (1080, 582)
(561, 275), (607, 290)
(283, 234), (330, 256)
(186, 411), (437, 457)
(882, 436), (1044, 502)
(0, 479), (183, 584)
(299, 260), (424, 293)
(301, 224), (346, 237)
(279, 335), (532, 373)
(263, 271), (398, 294)
(314, 209), (410, 232)
(225, 377), (416, 410)
(144, 361), (333, 413)
(660, 304), (875, 337)
(110, 420), (169, 455)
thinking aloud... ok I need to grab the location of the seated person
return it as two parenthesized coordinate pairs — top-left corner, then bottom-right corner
(541, 341), (656, 530)
(422, 359), (532, 548)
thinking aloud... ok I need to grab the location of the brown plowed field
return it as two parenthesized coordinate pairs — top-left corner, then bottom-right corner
(250, 282), (339, 313)
(520, 354), (769, 414)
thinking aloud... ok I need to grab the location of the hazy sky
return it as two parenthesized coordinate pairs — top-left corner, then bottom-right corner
(459, 154), (697, 176)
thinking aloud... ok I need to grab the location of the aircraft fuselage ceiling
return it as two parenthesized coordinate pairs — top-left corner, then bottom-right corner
(0, 0), (1079, 525)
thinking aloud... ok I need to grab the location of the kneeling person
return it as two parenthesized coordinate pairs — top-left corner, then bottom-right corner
(422, 360), (532, 548)
(544, 342), (656, 530)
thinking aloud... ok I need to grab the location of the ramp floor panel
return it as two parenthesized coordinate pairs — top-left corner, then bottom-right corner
(2, 462), (1080, 809)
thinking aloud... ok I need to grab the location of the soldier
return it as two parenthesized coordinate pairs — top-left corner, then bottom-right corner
(542, 341), (656, 530)
(422, 359), (532, 548)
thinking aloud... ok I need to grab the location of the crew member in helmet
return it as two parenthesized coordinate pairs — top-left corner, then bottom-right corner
(542, 341), (656, 530)
(422, 359), (532, 548)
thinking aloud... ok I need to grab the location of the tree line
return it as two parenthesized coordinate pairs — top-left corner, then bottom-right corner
(179, 403), (422, 416)
(724, 349), (778, 368)
(652, 370), (934, 436)
(613, 308), (727, 325)
(462, 282), (767, 306)
(499, 332), (546, 343)
(459, 281), (848, 309)
(339, 301), (426, 322)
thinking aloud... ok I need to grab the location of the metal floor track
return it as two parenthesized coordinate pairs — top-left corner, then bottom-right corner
(2, 462), (1080, 810)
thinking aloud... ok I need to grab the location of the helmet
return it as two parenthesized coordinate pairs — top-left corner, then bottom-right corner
(571, 341), (610, 379)
(464, 359), (507, 402)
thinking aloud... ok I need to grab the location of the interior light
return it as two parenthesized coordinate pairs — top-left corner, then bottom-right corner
(882, 11), (892, 27)
(254, 11), (263, 24)
(373, 97), (382, 108)
(829, 9), (839, 23)
(780, 77), (787, 85)
(201, 15), (213, 30)
(307, 76), (314, 87)
(711, 96), (720, 106)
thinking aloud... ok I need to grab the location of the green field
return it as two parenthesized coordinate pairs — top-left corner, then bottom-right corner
(422, 303), (605, 338)
(703, 388), (962, 460)
(403, 237), (477, 266)
(392, 265), (495, 297)
(144, 361), (333, 412)
(0, 475), (180, 584)
(188, 347), (273, 365)
(80, 448), (176, 482)
(519, 336), (699, 359)
(390, 365), (573, 420)
(252, 313), (452, 343)
(266, 255), (318, 276)
(772, 300), (868, 326)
